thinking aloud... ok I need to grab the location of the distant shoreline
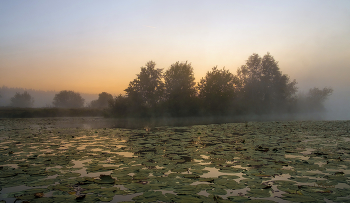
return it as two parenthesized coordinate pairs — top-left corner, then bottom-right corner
(0, 108), (336, 129)
(0, 107), (105, 118)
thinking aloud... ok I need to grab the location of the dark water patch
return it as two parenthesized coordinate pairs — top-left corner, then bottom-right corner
(135, 149), (158, 155)
(173, 129), (190, 133)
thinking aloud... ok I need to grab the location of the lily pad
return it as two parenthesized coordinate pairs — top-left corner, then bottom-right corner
(94, 175), (115, 184)
(206, 187), (227, 195)
(247, 189), (271, 198)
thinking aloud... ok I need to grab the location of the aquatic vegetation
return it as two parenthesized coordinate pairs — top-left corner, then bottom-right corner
(0, 118), (350, 202)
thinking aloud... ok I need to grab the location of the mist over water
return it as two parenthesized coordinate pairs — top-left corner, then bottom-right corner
(324, 89), (350, 121)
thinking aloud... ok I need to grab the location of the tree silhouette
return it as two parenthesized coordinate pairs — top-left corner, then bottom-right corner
(307, 87), (333, 104)
(198, 66), (238, 115)
(90, 92), (113, 108)
(108, 94), (129, 117)
(236, 53), (297, 114)
(164, 61), (197, 116)
(124, 61), (164, 116)
(53, 90), (85, 108)
(10, 91), (34, 108)
(107, 56), (333, 118)
(297, 87), (333, 112)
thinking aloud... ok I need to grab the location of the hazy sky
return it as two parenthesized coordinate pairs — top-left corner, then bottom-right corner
(1, 0), (350, 96)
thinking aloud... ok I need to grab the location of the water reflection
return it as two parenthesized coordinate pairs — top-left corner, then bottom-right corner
(200, 167), (244, 179)
(115, 152), (135, 158)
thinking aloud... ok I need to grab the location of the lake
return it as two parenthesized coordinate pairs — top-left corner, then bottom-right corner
(1, 117), (350, 202)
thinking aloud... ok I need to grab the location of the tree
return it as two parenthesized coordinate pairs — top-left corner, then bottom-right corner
(307, 87), (333, 103)
(108, 94), (129, 117)
(198, 66), (238, 115)
(10, 91), (34, 108)
(236, 53), (297, 114)
(297, 87), (333, 112)
(124, 61), (164, 116)
(164, 61), (197, 116)
(90, 92), (113, 108)
(53, 90), (85, 108)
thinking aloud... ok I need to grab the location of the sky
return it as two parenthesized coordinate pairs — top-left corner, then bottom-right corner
(1, 0), (350, 117)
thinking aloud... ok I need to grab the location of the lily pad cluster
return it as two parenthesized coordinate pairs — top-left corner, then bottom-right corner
(0, 118), (350, 202)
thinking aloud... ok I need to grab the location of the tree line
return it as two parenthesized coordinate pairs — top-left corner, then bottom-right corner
(3, 53), (333, 118)
(5, 90), (112, 109)
(109, 53), (333, 117)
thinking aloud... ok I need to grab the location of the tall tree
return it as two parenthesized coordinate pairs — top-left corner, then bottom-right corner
(236, 53), (297, 114)
(198, 66), (238, 115)
(124, 61), (164, 116)
(53, 90), (85, 108)
(10, 91), (34, 108)
(90, 92), (113, 108)
(164, 61), (197, 116)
